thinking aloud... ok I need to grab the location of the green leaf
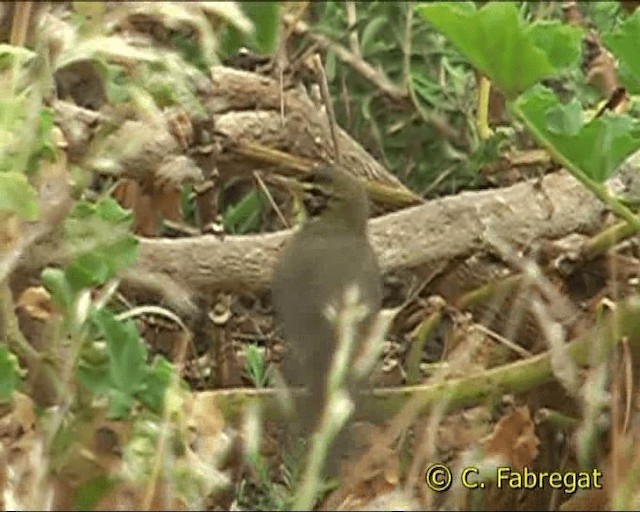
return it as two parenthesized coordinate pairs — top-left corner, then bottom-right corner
(137, 356), (173, 414)
(72, 476), (115, 512)
(244, 343), (266, 388)
(102, 63), (131, 104)
(223, 189), (264, 234)
(65, 253), (111, 291)
(602, 10), (640, 94)
(41, 267), (75, 313)
(91, 309), (147, 418)
(107, 388), (135, 419)
(515, 85), (640, 182)
(466, 131), (510, 174)
(0, 345), (20, 401)
(170, 32), (209, 72)
(590, 1), (624, 34)
(325, 50), (336, 82)
(76, 343), (111, 396)
(68, 200), (94, 219)
(100, 311), (146, 389)
(65, 235), (138, 291)
(22, 108), (57, 176)
(545, 98), (584, 136)
(416, 1), (557, 98)
(94, 195), (132, 223)
(243, 2), (279, 54)
(0, 173), (38, 220)
(410, 72), (441, 109)
(527, 21), (583, 70)
(64, 198), (138, 290)
(361, 16), (388, 55)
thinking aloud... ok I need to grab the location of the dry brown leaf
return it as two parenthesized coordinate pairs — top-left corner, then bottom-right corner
(111, 178), (142, 212)
(153, 155), (203, 225)
(47, 391), (230, 510)
(112, 178), (159, 236)
(53, 416), (125, 485)
(582, 32), (619, 97)
(152, 185), (182, 223)
(0, 392), (36, 440)
(187, 390), (230, 462)
(585, 51), (619, 97)
(323, 422), (402, 511)
(0, 212), (20, 251)
(482, 406), (539, 469)
(0, 394), (48, 510)
(165, 109), (194, 151)
(17, 286), (55, 320)
(437, 408), (493, 455)
(130, 188), (158, 237)
(562, 1), (583, 26)
(3, 431), (53, 510)
(111, 153), (203, 236)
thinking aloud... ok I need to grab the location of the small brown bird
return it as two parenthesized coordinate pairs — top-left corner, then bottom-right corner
(271, 165), (382, 473)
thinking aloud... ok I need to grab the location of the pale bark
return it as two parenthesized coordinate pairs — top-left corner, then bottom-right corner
(129, 171), (604, 295)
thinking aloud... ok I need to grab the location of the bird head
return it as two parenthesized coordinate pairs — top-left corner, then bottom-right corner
(299, 165), (370, 233)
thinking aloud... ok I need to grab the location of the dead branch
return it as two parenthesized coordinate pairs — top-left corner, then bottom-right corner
(55, 66), (421, 209)
(142, 171), (601, 294)
(128, 171), (605, 297)
(15, 171), (606, 309)
(209, 66), (416, 196)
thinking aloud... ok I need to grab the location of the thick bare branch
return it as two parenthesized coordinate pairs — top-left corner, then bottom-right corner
(128, 171), (604, 296)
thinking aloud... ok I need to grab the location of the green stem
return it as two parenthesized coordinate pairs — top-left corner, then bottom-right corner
(477, 75), (493, 140)
(214, 297), (640, 424)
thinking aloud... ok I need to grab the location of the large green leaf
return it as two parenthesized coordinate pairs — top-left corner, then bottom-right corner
(515, 85), (640, 182)
(416, 2), (564, 99)
(545, 98), (583, 136)
(526, 21), (583, 70)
